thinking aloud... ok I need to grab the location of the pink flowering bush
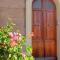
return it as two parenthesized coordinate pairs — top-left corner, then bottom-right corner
(0, 20), (34, 60)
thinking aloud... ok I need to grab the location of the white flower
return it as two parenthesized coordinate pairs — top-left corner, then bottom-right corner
(18, 33), (22, 41)
(19, 33), (21, 36)
(19, 37), (22, 41)
(22, 53), (26, 58)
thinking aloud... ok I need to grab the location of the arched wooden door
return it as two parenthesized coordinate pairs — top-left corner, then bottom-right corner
(32, 0), (57, 59)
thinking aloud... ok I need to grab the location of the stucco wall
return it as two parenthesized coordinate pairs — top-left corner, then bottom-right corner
(56, 0), (60, 60)
(53, 0), (60, 60)
(0, 0), (26, 34)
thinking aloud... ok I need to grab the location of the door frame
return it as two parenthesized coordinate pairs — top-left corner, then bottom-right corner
(26, 0), (59, 59)
(26, 0), (32, 45)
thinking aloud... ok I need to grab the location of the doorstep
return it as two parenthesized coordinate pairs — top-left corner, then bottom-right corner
(35, 57), (57, 60)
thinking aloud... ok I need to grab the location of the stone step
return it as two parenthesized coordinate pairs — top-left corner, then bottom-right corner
(35, 57), (57, 60)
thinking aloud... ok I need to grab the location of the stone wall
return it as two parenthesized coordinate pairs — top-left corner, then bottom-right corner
(0, 0), (26, 34)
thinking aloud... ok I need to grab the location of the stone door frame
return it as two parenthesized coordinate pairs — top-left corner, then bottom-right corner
(26, 0), (32, 45)
(26, 0), (60, 60)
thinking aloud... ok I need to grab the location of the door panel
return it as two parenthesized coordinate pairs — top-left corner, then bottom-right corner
(45, 40), (56, 57)
(32, 40), (44, 57)
(32, 10), (44, 57)
(43, 11), (47, 40)
(32, 25), (42, 39)
(32, 11), (42, 26)
(47, 12), (56, 40)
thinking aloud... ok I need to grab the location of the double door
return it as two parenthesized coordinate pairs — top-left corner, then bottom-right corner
(32, 0), (57, 59)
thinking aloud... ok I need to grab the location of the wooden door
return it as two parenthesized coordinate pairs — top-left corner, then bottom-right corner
(32, 0), (57, 59)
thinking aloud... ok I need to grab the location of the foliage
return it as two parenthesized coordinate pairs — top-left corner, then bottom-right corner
(0, 20), (34, 60)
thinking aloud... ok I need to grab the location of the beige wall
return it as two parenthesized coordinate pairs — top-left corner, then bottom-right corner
(56, 0), (60, 60)
(0, 0), (26, 34)
(54, 0), (60, 60)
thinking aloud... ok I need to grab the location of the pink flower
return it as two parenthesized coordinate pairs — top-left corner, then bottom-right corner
(10, 38), (14, 41)
(10, 41), (17, 47)
(27, 32), (34, 38)
(9, 32), (19, 41)
(9, 32), (22, 47)
(13, 36), (18, 40)
(9, 32), (14, 38)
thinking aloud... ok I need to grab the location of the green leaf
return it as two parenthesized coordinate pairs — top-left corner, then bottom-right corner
(13, 55), (17, 60)
(25, 56), (34, 60)
(18, 55), (24, 60)
(8, 48), (13, 53)
(26, 45), (32, 55)
(29, 56), (34, 60)
(25, 56), (29, 60)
